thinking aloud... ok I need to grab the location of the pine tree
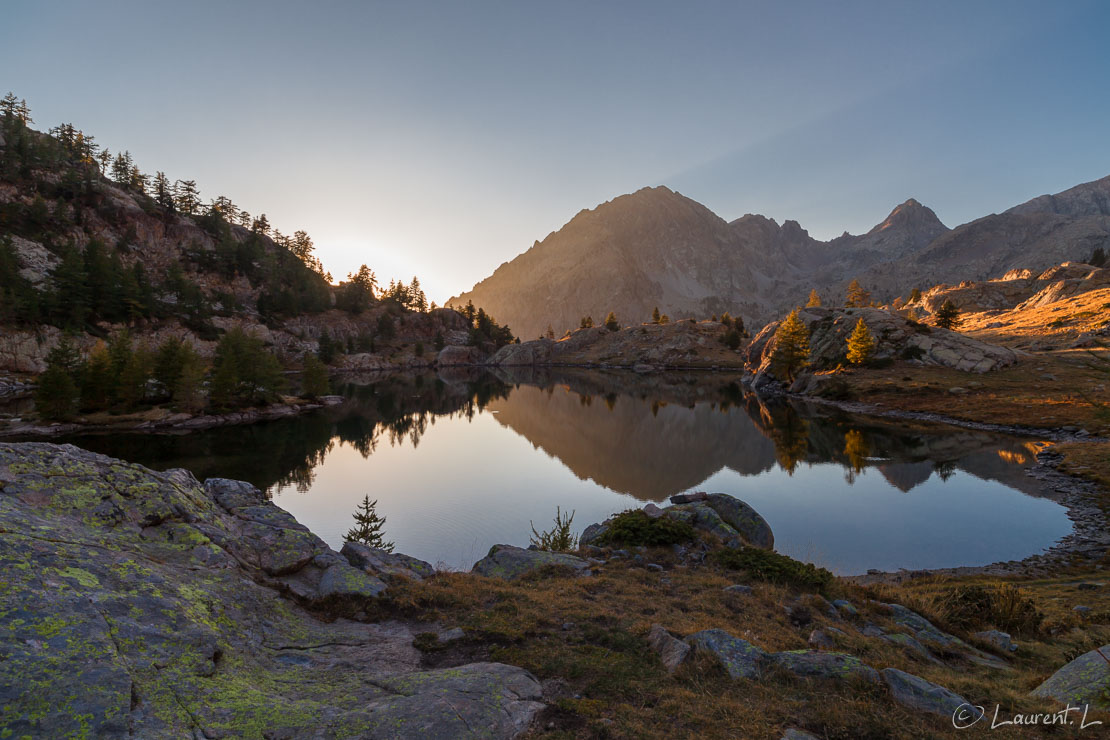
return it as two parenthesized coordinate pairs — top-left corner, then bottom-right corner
(35, 340), (80, 420)
(845, 318), (876, 365)
(174, 352), (207, 414)
(845, 279), (871, 308)
(172, 179), (200, 215)
(651, 306), (661, 324)
(604, 312), (619, 331)
(301, 353), (330, 398)
(580, 316), (594, 329)
(80, 342), (115, 411)
(110, 151), (134, 185)
(806, 289), (821, 307)
(935, 300), (961, 330)
(317, 330), (335, 364)
(659, 314), (670, 324)
(770, 309), (810, 381)
(344, 495), (394, 552)
(545, 325), (555, 340)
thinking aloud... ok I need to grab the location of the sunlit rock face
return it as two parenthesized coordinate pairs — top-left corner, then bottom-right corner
(450, 176), (1110, 340)
(745, 306), (1019, 384)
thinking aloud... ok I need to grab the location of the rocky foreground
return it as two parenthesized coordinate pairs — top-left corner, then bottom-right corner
(4, 442), (1110, 738)
(0, 442), (542, 739)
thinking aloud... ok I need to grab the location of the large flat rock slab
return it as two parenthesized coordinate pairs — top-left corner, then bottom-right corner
(0, 442), (543, 739)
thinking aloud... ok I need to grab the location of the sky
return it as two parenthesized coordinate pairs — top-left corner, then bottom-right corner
(4, 0), (1110, 303)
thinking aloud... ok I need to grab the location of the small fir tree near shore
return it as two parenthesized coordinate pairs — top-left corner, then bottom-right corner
(806, 289), (821, 307)
(846, 318), (876, 365)
(771, 308), (810, 381)
(345, 495), (394, 552)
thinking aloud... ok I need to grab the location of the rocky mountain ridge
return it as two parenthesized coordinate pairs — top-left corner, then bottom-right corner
(450, 176), (1110, 340)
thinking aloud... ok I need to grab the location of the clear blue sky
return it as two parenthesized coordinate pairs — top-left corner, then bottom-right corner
(4, 1), (1109, 302)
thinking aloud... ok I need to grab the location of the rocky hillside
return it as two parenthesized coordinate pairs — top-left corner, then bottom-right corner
(450, 176), (1110, 340)
(486, 318), (745, 370)
(0, 111), (505, 375)
(745, 306), (1020, 391)
(905, 262), (1110, 350)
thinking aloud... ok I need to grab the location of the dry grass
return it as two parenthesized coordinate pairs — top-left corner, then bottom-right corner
(1057, 441), (1110, 492)
(839, 351), (1110, 433)
(380, 549), (1110, 738)
(960, 287), (1110, 350)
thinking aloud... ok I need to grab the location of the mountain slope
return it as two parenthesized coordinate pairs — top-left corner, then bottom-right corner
(450, 177), (1110, 338)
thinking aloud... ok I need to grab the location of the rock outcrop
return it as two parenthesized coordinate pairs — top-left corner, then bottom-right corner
(471, 544), (592, 580)
(0, 443), (543, 739)
(747, 306), (1019, 387)
(579, 493), (774, 551)
(1031, 644), (1110, 709)
(882, 668), (981, 719)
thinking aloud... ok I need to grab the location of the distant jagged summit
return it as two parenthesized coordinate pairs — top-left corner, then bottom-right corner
(449, 175), (1110, 340)
(870, 198), (946, 236)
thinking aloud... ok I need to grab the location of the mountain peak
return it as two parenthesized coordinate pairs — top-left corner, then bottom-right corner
(869, 198), (946, 236)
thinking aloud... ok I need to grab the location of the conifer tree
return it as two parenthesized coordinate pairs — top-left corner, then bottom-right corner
(317, 330), (335, 364)
(344, 495), (394, 552)
(35, 340), (80, 420)
(174, 179), (200, 215)
(659, 314), (670, 325)
(80, 342), (115, 411)
(652, 306), (661, 324)
(935, 299), (961, 330)
(845, 279), (871, 308)
(545, 325), (555, 340)
(770, 309), (810, 381)
(806, 289), (821, 307)
(174, 352), (207, 414)
(604, 312), (619, 331)
(301, 353), (330, 398)
(846, 318), (876, 365)
(580, 316), (594, 329)
(908, 287), (922, 303)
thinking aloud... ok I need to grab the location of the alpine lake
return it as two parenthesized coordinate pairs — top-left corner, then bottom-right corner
(40, 368), (1072, 576)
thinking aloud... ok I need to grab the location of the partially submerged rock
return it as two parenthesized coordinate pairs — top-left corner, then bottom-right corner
(882, 668), (982, 720)
(1031, 644), (1110, 709)
(471, 544), (592, 580)
(0, 443), (543, 739)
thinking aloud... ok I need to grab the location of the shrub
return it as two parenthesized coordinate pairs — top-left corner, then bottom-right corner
(596, 509), (697, 547)
(935, 584), (1043, 636)
(721, 329), (742, 350)
(529, 507), (578, 552)
(712, 546), (833, 591)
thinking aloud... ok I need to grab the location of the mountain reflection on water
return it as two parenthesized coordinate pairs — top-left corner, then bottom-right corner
(51, 368), (1070, 574)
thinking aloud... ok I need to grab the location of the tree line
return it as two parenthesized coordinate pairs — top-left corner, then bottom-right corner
(34, 328), (292, 421)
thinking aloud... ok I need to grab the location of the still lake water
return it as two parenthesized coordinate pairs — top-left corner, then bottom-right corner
(46, 368), (1072, 575)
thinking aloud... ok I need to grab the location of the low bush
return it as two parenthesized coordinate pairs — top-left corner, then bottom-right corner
(596, 510), (697, 547)
(712, 546), (833, 591)
(934, 583), (1043, 635)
